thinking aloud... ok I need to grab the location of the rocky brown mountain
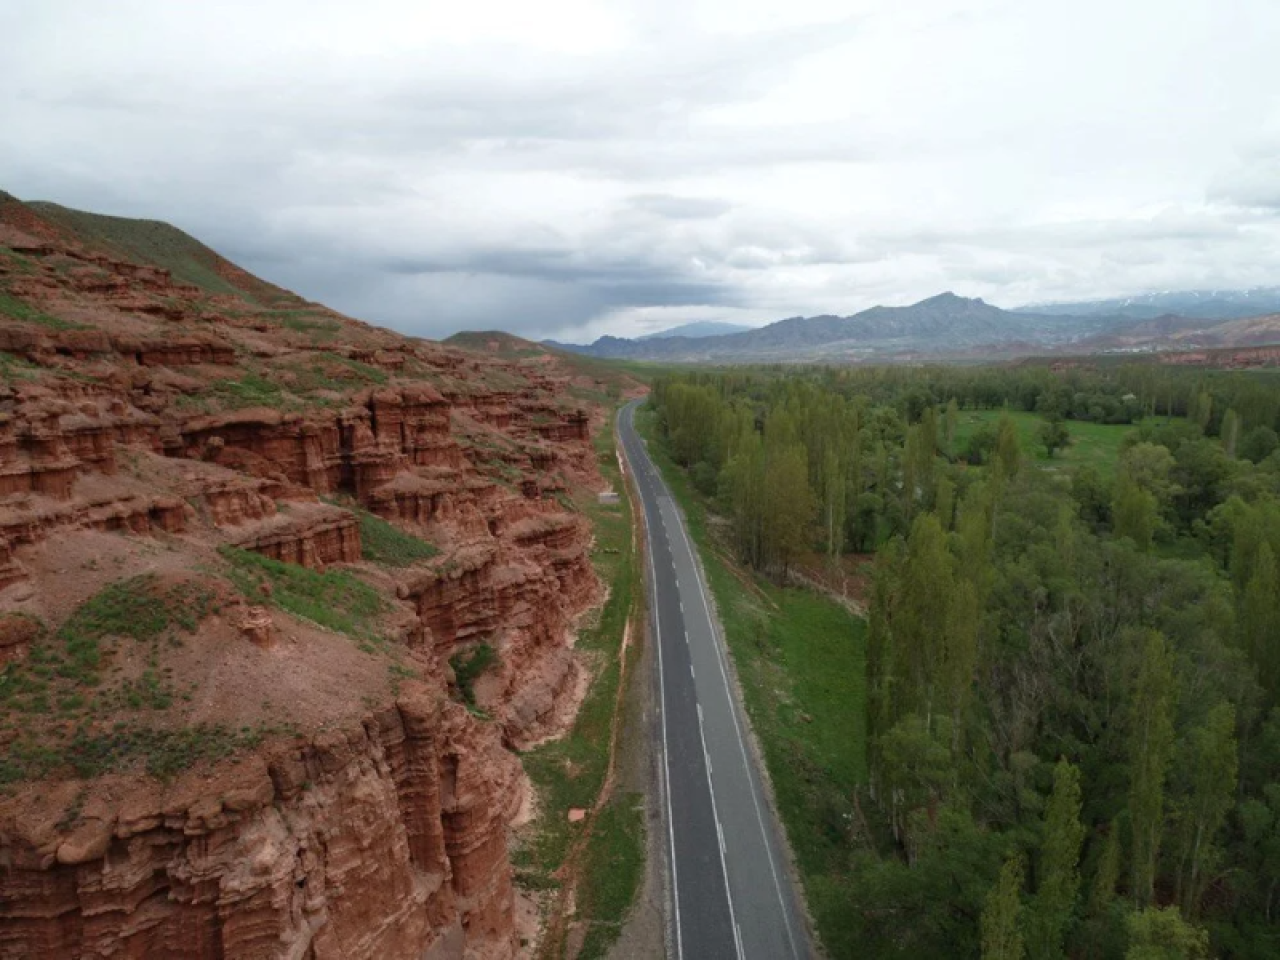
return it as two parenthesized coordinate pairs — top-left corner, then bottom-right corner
(0, 191), (639, 959)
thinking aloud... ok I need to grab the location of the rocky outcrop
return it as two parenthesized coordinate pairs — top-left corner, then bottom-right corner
(398, 509), (599, 749)
(192, 476), (281, 527)
(0, 693), (522, 960)
(0, 612), (38, 664)
(230, 504), (361, 569)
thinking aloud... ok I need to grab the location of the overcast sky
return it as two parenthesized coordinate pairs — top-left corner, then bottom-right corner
(3, 0), (1280, 342)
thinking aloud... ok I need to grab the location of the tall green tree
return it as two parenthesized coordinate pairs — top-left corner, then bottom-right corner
(996, 415), (1022, 478)
(941, 576), (980, 753)
(896, 513), (954, 726)
(820, 443), (847, 561)
(1240, 540), (1280, 703)
(1113, 473), (1158, 550)
(982, 855), (1026, 960)
(760, 431), (814, 575)
(1124, 906), (1211, 960)
(1038, 417), (1071, 458)
(1174, 703), (1238, 916)
(1027, 760), (1086, 959)
(1128, 629), (1178, 908)
(1083, 822), (1124, 958)
(945, 397), (960, 457)
(723, 428), (766, 568)
(1190, 389), (1213, 433)
(1220, 408), (1242, 458)
(903, 420), (938, 518)
(1090, 822), (1121, 916)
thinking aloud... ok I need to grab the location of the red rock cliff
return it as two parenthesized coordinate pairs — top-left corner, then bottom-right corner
(0, 192), (640, 958)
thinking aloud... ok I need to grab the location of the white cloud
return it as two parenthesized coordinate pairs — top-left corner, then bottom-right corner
(2, 0), (1279, 341)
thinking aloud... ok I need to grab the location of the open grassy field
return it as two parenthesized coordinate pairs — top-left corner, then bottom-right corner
(952, 409), (1186, 477)
(636, 406), (868, 957)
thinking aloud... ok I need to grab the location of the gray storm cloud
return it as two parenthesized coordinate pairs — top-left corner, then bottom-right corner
(2, 0), (1280, 342)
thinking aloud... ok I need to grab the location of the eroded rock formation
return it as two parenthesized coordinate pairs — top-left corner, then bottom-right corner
(0, 190), (642, 959)
(0, 693), (522, 960)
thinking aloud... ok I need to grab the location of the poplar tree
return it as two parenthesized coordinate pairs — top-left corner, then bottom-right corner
(996, 415), (1022, 478)
(903, 421), (937, 518)
(1027, 760), (1086, 959)
(982, 855), (1026, 960)
(1221, 408), (1242, 458)
(936, 472), (956, 531)
(941, 577), (979, 753)
(761, 440), (814, 574)
(896, 513), (954, 726)
(1089, 822), (1121, 917)
(724, 430), (765, 568)
(1128, 629), (1177, 908)
(821, 444), (846, 561)
(1240, 541), (1280, 703)
(1125, 907), (1211, 960)
(945, 397), (960, 457)
(866, 539), (902, 752)
(1112, 474), (1157, 551)
(1191, 389), (1213, 433)
(1176, 703), (1238, 916)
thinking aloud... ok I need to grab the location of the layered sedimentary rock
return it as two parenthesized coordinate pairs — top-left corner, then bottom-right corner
(0, 190), (637, 959)
(230, 504), (361, 568)
(0, 693), (523, 960)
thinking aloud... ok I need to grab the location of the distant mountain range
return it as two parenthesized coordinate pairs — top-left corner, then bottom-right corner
(1020, 287), (1280, 321)
(545, 290), (1280, 364)
(637, 320), (752, 340)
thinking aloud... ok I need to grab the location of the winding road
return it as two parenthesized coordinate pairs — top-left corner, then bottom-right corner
(617, 400), (811, 960)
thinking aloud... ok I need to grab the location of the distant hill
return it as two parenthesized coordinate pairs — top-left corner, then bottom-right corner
(1019, 287), (1280, 321)
(547, 292), (1151, 363)
(1068, 312), (1280, 354)
(636, 320), (752, 340)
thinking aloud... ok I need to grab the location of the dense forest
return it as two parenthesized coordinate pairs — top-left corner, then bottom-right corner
(649, 363), (1280, 959)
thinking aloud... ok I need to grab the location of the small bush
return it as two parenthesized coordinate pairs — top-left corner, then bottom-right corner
(451, 643), (497, 705)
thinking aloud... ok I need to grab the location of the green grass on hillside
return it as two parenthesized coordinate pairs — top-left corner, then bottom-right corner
(220, 547), (385, 645)
(26, 202), (292, 305)
(0, 289), (84, 330)
(352, 508), (439, 567)
(0, 577), (250, 784)
(636, 406), (869, 956)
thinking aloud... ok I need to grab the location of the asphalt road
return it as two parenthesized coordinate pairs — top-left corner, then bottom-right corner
(618, 400), (810, 960)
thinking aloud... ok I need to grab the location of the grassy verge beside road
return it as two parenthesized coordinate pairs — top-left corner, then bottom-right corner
(514, 410), (646, 959)
(636, 404), (869, 957)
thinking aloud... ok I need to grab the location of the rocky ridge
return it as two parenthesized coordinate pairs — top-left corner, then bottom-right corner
(0, 192), (639, 958)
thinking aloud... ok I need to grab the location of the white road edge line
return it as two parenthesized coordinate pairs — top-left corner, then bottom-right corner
(672, 490), (803, 960)
(634, 412), (684, 960)
(696, 701), (745, 960)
